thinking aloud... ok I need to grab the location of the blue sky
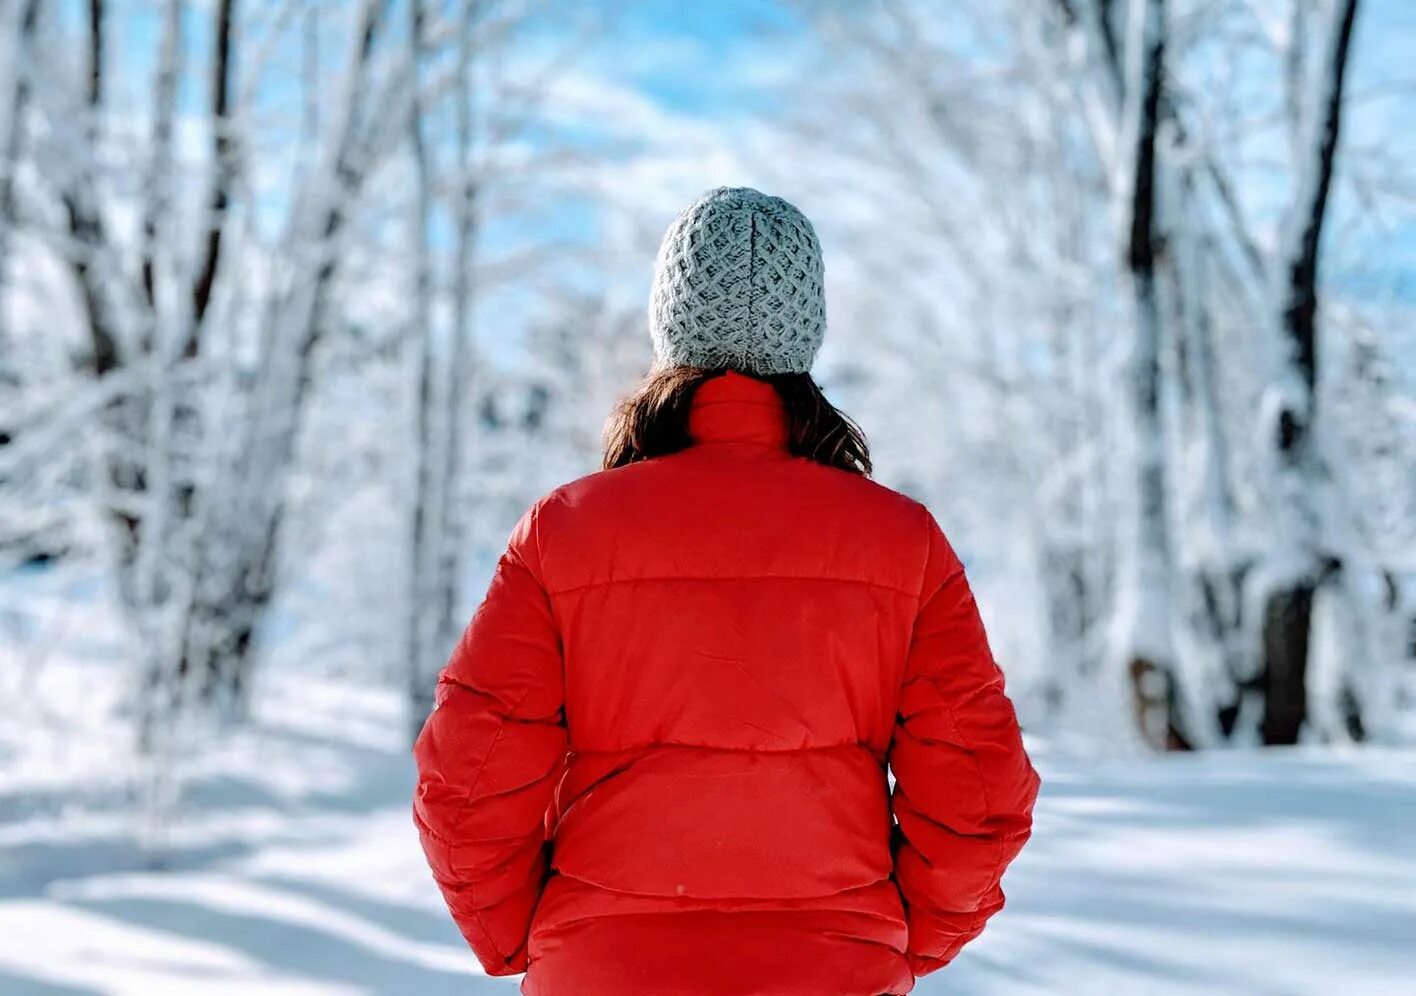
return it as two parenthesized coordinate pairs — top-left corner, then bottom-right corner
(605, 0), (805, 116)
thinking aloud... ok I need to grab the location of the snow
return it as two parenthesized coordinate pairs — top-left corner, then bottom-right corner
(1, 653), (1413, 995)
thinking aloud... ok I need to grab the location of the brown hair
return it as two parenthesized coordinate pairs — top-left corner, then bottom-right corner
(602, 367), (871, 475)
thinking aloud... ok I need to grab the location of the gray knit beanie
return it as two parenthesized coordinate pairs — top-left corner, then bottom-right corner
(648, 186), (825, 376)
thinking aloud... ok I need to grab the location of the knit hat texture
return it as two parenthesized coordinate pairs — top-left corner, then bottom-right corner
(649, 186), (825, 376)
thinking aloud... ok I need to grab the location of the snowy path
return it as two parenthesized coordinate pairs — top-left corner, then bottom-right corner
(1, 678), (1413, 994)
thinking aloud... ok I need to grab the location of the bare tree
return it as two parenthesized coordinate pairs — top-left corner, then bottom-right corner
(176, 0), (392, 721)
(400, 0), (621, 737)
(1, 0), (399, 749)
(1253, 0), (1361, 744)
(1110, 0), (1187, 748)
(0, 0), (41, 553)
(406, 0), (488, 738)
(786, 0), (1394, 747)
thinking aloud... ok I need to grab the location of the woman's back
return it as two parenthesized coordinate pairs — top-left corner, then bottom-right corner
(531, 371), (924, 993)
(413, 188), (1038, 996)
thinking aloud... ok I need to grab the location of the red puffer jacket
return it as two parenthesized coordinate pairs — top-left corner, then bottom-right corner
(413, 371), (1039, 995)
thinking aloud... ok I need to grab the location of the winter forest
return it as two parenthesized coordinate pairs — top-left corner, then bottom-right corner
(1, 0), (1413, 992)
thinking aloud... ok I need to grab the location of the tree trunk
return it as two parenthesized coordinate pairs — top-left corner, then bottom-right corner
(437, 1), (480, 683)
(405, 0), (441, 738)
(406, 0), (483, 741)
(1114, 0), (1187, 749)
(162, 0), (385, 721)
(1255, 0), (1359, 745)
(1260, 581), (1314, 744)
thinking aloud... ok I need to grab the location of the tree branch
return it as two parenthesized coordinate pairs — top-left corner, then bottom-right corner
(188, 0), (237, 350)
(1280, 0), (1359, 390)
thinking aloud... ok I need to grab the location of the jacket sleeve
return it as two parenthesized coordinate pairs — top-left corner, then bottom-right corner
(412, 501), (569, 976)
(888, 509), (1040, 978)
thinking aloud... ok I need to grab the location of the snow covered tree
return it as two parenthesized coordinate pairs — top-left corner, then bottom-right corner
(1250, 0), (1361, 744)
(0, 0), (406, 753)
(399, 0), (625, 738)
(785, 0), (1402, 748)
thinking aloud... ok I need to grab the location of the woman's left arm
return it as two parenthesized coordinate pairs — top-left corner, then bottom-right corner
(412, 501), (568, 975)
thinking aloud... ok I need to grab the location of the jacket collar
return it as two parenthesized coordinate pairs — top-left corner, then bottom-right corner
(687, 370), (789, 450)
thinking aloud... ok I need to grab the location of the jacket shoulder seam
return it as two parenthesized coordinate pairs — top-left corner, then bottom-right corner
(546, 573), (918, 599)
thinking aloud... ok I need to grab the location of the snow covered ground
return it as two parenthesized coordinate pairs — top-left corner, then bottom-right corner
(1, 651), (1414, 994)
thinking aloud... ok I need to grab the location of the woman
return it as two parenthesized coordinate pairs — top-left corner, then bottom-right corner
(413, 187), (1040, 995)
